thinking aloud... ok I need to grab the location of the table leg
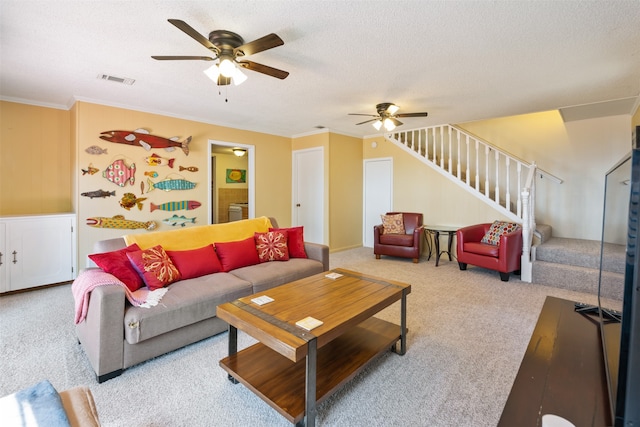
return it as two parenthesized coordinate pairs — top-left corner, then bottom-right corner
(304, 337), (318, 427)
(399, 288), (408, 355)
(424, 230), (433, 260)
(447, 231), (454, 261)
(227, 324), (239, 384)
(434, 231), (441, 266)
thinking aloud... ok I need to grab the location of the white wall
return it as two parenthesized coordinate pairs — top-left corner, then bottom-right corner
(364, 110), (632, 241)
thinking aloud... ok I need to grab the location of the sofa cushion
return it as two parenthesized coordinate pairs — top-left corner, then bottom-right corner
(232, 258), (325, 294)
(269, 226), (307, 258)
(215, 237), (261, 272)
(123, 272), (252, 344)
(480, 221), (521, 246)
(379, 233), (414, 247)
(255, 231), (289, 262)
(166, 244), (222, 279)
(127, 245), (181, 290)
(88, 244), (143, 292)
(381, 213), (405, 234)
(464, 242), (500, 257)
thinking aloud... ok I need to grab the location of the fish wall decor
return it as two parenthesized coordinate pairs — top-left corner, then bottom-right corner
(150, 200), (201, 212)
(86, 215), (157, 231)
(81, 164), (99, 175)
(120, 193), (147, 210)
(144, 153), (175, 168)
(99, 129), (191, 156)
(85, 145), (108, 155)
(81, 189), (116, 199)
(103, 159), (136, 187)
(147, 177), (196, 192)
(179, 166), (198, 172)
(163, 214), (196, 227)
(144, 171), (159, 178)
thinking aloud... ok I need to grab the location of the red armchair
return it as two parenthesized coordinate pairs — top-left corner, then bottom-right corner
(456, 222), (522, 281)
(374, 212), (424, 263)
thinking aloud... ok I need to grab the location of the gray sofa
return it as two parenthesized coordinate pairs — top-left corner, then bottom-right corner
(75, 218), (329, 383)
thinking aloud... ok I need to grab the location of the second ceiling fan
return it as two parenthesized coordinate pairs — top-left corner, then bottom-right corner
(349, 103), (428, 131)
(152, 19), (289, 86)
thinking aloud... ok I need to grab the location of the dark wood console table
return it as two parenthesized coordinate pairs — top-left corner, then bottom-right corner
(498, 296), (611, 427)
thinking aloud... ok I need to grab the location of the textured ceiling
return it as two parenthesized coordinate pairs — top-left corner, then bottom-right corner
(1, 0), (639, 138)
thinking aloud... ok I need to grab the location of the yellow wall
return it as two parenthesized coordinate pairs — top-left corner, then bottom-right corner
(74, 101), (292, 266)
(328, 132), (362, 251)
(0, 101), (72, 215)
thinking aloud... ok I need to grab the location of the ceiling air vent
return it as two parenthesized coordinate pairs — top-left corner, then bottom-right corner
(97, 74), (135, 85)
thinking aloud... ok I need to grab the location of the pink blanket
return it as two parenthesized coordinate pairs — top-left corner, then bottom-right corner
(72, 269), (167, 324)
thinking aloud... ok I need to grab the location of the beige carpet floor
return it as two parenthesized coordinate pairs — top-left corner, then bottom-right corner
(0, 248), (621, 426)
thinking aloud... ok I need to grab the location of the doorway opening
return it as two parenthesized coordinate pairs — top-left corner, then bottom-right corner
(208, 140), (255, 224)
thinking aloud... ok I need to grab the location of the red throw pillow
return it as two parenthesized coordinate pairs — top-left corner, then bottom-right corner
(255, 231), (289, 263)
(88, 244), (144, 292)
(126, 245), (181, 290)
(166, 244), (222, 280)
(215, 237), (261, 272)
(269, 226), (307, 258)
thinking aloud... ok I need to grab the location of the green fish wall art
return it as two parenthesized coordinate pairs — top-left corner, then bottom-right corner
(147, 177), (196, 192)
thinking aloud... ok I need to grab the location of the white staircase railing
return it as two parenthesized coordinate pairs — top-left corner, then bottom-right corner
(385, 124), (560, 282)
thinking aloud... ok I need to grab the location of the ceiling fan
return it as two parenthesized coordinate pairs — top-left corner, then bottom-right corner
(152, 19), (289, 86)
(349, 102), (428, 131)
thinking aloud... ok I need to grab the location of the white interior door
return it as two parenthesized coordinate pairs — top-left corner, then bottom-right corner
(363, 158), (392, 247)
(293, 147), (324, 244)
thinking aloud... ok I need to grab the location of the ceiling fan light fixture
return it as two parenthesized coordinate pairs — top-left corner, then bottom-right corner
(219, 57), (236, 78)
(203, 64), (221, 81)
(231, 66), (247, 85)
(372, 120), (383, 131)
(232, 148), (247, 157)
(383, 118), (396, 131)
(387, 104), (400, 115)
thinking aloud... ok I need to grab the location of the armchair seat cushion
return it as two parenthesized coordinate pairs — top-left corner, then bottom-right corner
(379, 233), (414, 247)
(463, 242), (499, 257)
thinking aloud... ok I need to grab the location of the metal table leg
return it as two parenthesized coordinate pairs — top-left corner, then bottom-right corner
(304, 337), (317, 427)
(227, 324), (239, 384)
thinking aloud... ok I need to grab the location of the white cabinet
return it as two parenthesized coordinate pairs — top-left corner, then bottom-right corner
(0, 214), (76, 293)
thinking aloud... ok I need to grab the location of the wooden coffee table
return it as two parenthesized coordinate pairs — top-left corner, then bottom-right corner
(216, 268), (411, 427)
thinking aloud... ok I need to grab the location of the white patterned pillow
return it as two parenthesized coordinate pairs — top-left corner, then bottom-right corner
(381, 214), (405, 234)
(481, 221), (521, 246)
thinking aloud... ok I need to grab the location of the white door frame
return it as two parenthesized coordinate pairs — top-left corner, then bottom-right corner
(363, 157), (393, 247)
(208, 140), (255, 223)
(292, 147), (325, 244)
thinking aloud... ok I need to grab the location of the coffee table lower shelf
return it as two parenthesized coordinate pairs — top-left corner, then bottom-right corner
(219, 316), (401, 424)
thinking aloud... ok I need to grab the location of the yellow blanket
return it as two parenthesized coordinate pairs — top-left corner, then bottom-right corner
(123, 217), (273, 250)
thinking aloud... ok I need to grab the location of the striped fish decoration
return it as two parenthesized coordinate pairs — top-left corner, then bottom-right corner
(147, 178), (196, 192)
(150, 200), (201, 212)
(86, 215), (157, 231)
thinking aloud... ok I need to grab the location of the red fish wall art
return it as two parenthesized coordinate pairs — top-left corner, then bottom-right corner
(100, 129), (191, 156)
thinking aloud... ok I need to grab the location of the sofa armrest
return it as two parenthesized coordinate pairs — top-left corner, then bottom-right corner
(75, 271), (126, 382)
(58, 386), (101, 427)
(304, 242), (330, 272)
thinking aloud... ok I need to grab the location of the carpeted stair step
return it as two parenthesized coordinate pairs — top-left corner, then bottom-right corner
(535, 237), (601, 269)
(531, 260), (623, 299)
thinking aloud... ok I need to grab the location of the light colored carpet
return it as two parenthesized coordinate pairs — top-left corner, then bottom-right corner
(0, 248), (622, 426)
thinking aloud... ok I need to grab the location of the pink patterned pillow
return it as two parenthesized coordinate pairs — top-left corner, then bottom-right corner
(480, 221), (521, 246)
(126, 245), (181, 290)
(381, 213), (405, 234)
(255, 231), (289, 262)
